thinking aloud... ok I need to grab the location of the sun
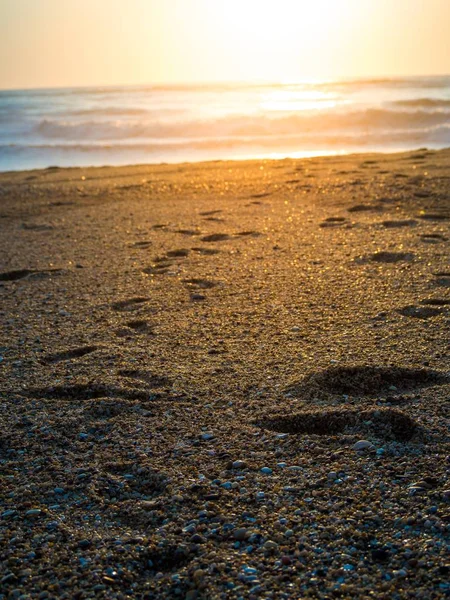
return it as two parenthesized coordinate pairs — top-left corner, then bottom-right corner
(202, 0), (349, 81)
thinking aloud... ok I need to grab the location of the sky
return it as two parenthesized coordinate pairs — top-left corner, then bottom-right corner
(1, 0), (450, 90)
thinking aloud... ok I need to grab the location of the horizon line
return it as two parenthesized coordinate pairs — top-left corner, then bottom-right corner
(1, 73), (450, 94)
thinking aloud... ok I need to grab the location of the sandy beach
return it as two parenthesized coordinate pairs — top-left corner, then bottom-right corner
(0, 149), (449, 598)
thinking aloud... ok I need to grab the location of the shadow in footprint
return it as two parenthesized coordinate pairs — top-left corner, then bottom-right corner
(348, 204), (383, 213)
(26, 383), (150, 401)
(235, 231), (262, 238)
(182, 278), (218, 289)
(112, 297), (150, 311)
(143, 260), (174, 275)
(382, 220), (417, 228)
(200, 210), (223, 216)
(0, 269), (34, 281)
(285, 365), (448, 398)
(257, 407), (417, 441)
(175, 229), (201, 236)
(0, 268), (61, 282)
(398, 305), (442, 319)
(42, 346), (99, 365)
(118, 369), (171, 388)
(125, 320), (155, 334)
(201, 233), (230, 242)
(130, 241), (152, 249)
(417, 213), (449, 221)
(433, 273), (450, 287)
(166, 248), (190, 258)
(320, 217), (346, 228)
(249, 192), (271, 199)
(191, 247), (220, 255)
(356, 251), (414, 264)
(420, 233), (448, 243)
(421, 298), (450, 306)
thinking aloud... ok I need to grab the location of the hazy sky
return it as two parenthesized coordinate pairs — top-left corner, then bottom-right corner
(1, 0), (450, 89)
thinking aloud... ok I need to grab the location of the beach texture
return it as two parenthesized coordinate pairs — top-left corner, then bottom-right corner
(0, 149), (449, 598)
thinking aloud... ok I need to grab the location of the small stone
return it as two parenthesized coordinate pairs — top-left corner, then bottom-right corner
(190, 534), (205, 544)
(201, 433), (214, 441)
(25, 509), (43, 518)
(371, 548), (390, 562)
(260, 467), (273, 475)
(234, 528), (249, 541)
(264, 540), (278, 551)
(79, 539), (92, 549)
(232, 460), (246, 469)
(353, 440), (374, 451)
(327, 471), (338, 480)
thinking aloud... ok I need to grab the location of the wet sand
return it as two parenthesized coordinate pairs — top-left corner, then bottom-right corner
(0, 149), (449, 598)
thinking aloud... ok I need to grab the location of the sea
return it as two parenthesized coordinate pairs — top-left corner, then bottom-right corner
(1, 76), (450, 171)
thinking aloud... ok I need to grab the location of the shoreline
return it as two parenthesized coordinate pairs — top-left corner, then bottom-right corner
(1, 147), (449, 598)
(0, 145), (447, 176)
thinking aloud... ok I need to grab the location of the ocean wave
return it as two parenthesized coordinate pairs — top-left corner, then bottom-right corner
(5, 124), (450, 153)
(33, 109), (450, 142)
(392, 98), (450, 108)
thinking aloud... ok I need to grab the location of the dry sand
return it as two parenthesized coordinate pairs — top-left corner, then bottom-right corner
(0, 149), (449, 598)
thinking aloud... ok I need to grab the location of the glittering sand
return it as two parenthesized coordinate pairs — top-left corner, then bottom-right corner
(1, 149), (449, 598)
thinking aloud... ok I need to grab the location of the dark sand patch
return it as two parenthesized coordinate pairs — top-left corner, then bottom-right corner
(201, 233), (231, 242)
(285, 365), (447, 398)
(111, 297), (150, 311)
(0, 269), (35, 281)
(26, 383), (150, 401)
(382, 220), (417, 228)
(166, 248), (190, 258)
(258, 407), (417, 441)
(42, 346), (99, 365)
(182, 278), (218, 289)
(125, 319), (155, 334)
(357, 251), (414, 264)
(191, 247), (220, 255)
(398, 305), (443, 319)
(118, 369), (171, 388)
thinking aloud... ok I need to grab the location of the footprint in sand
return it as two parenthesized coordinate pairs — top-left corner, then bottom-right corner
(42, 345), (99, 365)
(433, 273), (450, 287)
(347, 203), (383, 213)
(398, 305), (443, 319)
(420, 233), (448, 243)
(175, 229), (202, 236)
(382, 219), (418, 228)
(417, 213), (449, 222)
(248, 192), (271, 199)
(320, 217), (347, 228)
(420, 298), (450, 306)
(191, 247), (220, 255)
(0, 268), (61, 282)
(112, 297), (150, 311)
(27, 383), (150, 401)
(200, 233), (231, 242)
(199, 210), (223, 216)
(130, 240), (152, 249)
(356, 251), (414, 264)
(257, 407), (417, 441)
(182, 278), (218, 289)
(166, 248), (190, 258)
(284, 365), (448, 399)
(124, 319), (155, 335)
(118, 369), (171, 388)
(235, 231), (262, 238)
(0, 269), (35, 281)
